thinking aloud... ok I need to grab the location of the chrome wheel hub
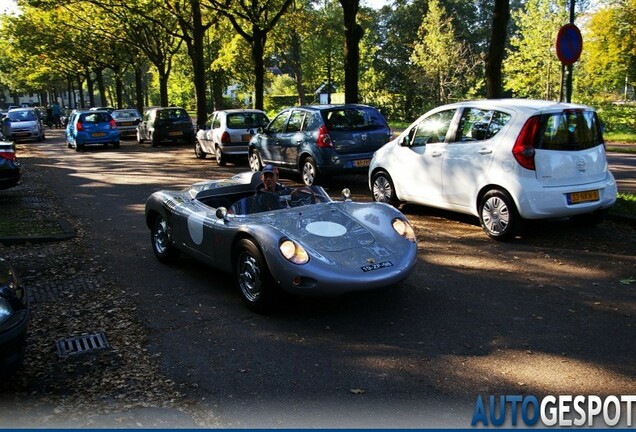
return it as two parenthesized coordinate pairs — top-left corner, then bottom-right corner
(238, 254), (261, 302)
(482, 196), (510, 235)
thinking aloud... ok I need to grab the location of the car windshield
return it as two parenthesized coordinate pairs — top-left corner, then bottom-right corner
(227, 112), (269, 129)
(323, 107), (386, 131)
(8, 110), (37, 122)
(229, 186), (331, 216)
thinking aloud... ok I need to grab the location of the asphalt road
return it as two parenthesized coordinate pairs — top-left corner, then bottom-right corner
(10, 129), (636, 428)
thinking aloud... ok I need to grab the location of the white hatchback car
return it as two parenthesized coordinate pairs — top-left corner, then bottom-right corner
(369, 99), (617, 240)
(195, 109), (269, 166)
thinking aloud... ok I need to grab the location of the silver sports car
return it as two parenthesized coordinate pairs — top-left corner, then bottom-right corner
(145, 172), (418, 313)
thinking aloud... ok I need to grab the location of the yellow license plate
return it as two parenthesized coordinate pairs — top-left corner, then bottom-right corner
(354, 159), (371, 167)
(241, 134), (252, 141)
(92, 132), (106, 137)
(567, 190), (599, 204)
(169, 131), (183, 136)
(120, 122), (133, 126)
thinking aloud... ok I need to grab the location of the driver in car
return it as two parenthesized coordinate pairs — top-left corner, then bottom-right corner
(255, 164), (287, 194)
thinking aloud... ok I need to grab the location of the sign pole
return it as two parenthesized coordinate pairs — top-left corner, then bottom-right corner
(565, 0), (576, 102)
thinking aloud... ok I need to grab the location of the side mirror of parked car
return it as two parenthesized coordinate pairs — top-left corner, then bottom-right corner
(398, 135), (410, 147)
(257, 127), (264, 134)
(341, 188), (351, 201)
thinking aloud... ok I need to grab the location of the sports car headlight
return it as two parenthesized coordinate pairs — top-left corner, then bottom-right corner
(0, 298), (13, 325)
(392, 218), (416, 242)
(280, 240), (309, 265)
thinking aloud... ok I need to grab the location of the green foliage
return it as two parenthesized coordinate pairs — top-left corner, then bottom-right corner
(611, 193), (636, 216)
(596, 103), (636, 133)
(264, 95), (298, 114)
(503, 0), (566, 99)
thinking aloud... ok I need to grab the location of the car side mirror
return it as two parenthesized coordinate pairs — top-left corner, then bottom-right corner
(257, 127), (264, 134)
(341, 188), (351, 201)
(398, 135), (410, 147)
(216, 207), (228, 219)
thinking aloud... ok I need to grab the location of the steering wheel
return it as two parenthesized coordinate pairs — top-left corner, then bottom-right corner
(290, 186), (316, 207)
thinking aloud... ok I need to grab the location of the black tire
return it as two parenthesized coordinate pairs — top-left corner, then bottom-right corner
(76, 143), (84, 152)
(234, 239), (281, 313)
(249, 149), (263, 172)
(150, 132), (158, 148)
(215, 145), (227, 167)
(371, 170), (399, 207)
(301, 156), (320, 186)
(479, 189), (521, 241)
(113, 141), (120, 149)
(194, 140), (207, 159)
(151, 215), (181, 264)
(137, 130), (144, 144)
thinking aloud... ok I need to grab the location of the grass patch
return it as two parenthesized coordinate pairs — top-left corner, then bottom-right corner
(610, 193), (636, 217)
(0, 206), (65, 238)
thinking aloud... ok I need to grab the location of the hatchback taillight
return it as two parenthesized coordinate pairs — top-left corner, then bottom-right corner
(109, 119), (116, 129)
(221, 131), (231, 144)
(512, 116), (539, 171)
(317, 124), (333, 148)
(76, 121), (84, 132)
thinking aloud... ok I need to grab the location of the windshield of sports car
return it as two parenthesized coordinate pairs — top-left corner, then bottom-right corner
(229, 186), (331, 216)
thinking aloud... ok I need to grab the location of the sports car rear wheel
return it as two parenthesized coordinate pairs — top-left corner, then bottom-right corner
(151, 215), (181, 263)
(234, 239), (280, 313)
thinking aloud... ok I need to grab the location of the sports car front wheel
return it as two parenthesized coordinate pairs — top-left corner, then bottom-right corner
(234, 239), (281, 313)
(151, 215), (181, 263)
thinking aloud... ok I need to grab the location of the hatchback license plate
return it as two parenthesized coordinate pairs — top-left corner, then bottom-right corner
(92, 132), (106, 137)
(567, 190), (600, 204)
(169, 131), (183, 136)
(241, 134), (252, 142)
(355, 159), (371, 167)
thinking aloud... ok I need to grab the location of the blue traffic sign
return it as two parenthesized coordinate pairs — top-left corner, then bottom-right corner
(555, 23), (583, 65)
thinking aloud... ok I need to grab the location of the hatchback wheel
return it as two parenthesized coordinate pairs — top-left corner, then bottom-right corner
(194, 140), (207, 159)
(479, 190), (520, 241)
(234, 239), (280, 313)
(151, 215), (180, 264)
(215, 145), (226, 166)
(249, 149), (263, 172)
(301, 157), (320, 186)
(372, 171), (399, 207)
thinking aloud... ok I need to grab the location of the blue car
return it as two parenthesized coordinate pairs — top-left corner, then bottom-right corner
(66, 109), (120, 151)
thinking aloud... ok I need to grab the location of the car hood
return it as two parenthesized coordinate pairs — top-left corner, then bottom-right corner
(246, 203), (378, 253)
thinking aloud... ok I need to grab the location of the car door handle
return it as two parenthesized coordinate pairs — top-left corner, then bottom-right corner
(430, 151), (442, 157)
(478, 148), (493, 155)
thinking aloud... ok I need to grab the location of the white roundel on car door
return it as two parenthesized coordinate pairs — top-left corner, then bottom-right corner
(187, 212), (207, 245)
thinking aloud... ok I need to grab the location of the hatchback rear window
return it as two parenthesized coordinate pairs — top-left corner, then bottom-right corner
(157, 109), (189, 121)
(323, 108), (386, 131)
(227, 113), (269, 129)
(537, 110), (602, 151)
(81, 112), (112, 123)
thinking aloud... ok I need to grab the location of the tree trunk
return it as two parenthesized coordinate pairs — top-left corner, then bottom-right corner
(339, 0), (363, 104)
(191, 0), (209, 128)
(77, 74), (86, 108)
(252, 26), (266, 110)
(134, 65), (144, 115)
(486, 0), (510, 99)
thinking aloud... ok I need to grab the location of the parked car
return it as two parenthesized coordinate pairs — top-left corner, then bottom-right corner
(137, 107), (195, 147)
(111, 109), (142, 138)
(0, 140), (21, 190)
(145, 171), (417, 313)
(89, 106), (116, 113)
(0, 256), (29, 376)
(369, 99), (617, 240)
(248, 104), (392, 186)
(65, 109), (120, 151)
(5, 107), (45, 142)
(196, 109), (269, 166)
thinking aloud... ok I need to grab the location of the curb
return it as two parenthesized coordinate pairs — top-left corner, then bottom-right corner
(0, 219), (75, 246)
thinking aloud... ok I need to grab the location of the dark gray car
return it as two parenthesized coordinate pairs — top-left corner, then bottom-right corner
(248, 104), (391, 186)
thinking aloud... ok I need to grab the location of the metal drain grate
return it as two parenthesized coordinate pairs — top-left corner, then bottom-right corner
(56, 332), (110, 357)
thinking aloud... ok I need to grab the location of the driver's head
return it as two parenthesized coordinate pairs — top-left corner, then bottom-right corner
(261, 164), (279, 192)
